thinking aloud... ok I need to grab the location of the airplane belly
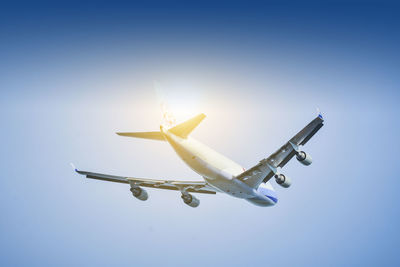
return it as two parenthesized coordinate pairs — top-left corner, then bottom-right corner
(168, 139), (216, 178)
(163, 131), (264, 199)
(165, 133), (243, 180)
(204, 177), (257, 199)
(245, 197), (276, 207)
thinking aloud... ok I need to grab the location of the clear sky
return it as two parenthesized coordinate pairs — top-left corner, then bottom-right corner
(1, 1), (400, 266)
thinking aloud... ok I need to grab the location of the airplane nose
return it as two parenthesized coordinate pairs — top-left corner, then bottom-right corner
(257, 185), (278, 205)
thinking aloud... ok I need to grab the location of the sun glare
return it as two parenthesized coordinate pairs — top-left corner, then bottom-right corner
(154, 80), (204, 123)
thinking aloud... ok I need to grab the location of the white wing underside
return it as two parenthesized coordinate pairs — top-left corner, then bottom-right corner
(76, 170), (218, 194)
(235, 115), (324, 188)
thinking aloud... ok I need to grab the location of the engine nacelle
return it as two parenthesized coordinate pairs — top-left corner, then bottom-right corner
(296, 151), (312, 166)
(275, 174), (291, 188)
(181, 193), (200, 208)
(130, 186), (148, 201)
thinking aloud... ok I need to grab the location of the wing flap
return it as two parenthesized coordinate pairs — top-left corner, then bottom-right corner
(127, 178), (217, 194)
(76, 170), (129, 184)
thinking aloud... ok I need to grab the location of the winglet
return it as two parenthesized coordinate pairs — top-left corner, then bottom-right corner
(316, 107), (324, 120)
(70, 163), (78, 173)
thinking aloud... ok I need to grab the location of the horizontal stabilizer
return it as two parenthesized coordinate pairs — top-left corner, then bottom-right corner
(116, 131), (165, 141)
(169, 113), (206, 138)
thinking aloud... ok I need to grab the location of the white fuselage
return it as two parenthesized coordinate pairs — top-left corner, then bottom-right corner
(161, 127), (277, 206)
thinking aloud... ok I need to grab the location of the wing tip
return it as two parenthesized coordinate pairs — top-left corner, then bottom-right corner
(71, 163), (83, 174)
(316, 107), (324, 121)
(70, 163), (77, 171)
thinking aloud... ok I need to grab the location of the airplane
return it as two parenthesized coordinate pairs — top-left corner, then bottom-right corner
(74, 112), (324, 207)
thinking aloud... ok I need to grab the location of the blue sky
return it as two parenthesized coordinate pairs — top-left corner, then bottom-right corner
(1, 1), (400, 266)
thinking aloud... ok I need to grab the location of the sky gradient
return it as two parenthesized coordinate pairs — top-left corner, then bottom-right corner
(1, 1), (400, 266)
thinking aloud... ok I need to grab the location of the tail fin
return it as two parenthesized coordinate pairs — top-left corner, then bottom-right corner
(169, 113), (206, 138)
(116, 131), (165, 141)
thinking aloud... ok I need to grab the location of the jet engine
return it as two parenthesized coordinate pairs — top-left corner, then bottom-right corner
(296, 151), (312, 166)
(181, 193), (200, 208)
(130, 186), (148, 201)
(275, 174), (291, 188)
